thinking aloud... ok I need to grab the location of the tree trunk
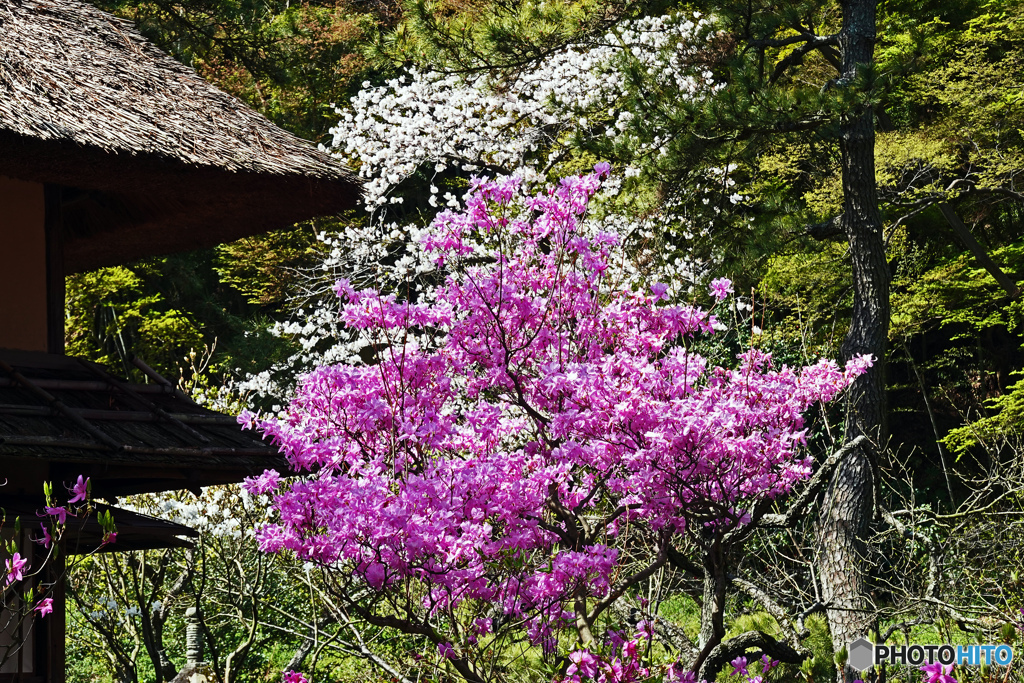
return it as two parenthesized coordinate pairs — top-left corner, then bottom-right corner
(817, 1), (888, 681)
(695, 539), (727, 673)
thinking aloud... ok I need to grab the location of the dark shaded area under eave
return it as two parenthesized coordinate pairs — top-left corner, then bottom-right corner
(1, 497), (199, 553)
(0, 130), (361, 273)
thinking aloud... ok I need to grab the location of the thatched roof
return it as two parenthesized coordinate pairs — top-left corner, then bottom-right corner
(0, 0), (361, 271)
(0, 350), (283, 497)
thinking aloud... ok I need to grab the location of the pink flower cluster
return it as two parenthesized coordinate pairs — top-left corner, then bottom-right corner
(248, 166), (869, 671)
(920, 662), (956, 683)
(563, 645), (649, 683)
(3, 475), (98, 619)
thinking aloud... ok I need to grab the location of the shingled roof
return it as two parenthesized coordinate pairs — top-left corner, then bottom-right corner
(0, 0), (361, 271)
(0, 350), (282, 497)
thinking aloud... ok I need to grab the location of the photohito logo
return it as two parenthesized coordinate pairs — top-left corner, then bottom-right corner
(849, 638), (1015, 671)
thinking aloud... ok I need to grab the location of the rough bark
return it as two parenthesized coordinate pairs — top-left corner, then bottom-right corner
(692, 539), (727, 674)
(817, 1), (889, 680)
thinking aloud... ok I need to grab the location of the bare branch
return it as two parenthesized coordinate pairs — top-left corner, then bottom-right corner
(697, 630), (808, 682)
(760, 436), (869, 528)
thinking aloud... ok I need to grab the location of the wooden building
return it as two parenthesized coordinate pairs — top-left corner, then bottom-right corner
(0, 0), (360, 678)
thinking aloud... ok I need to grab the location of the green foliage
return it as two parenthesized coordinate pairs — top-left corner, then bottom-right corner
(756, 242), (853, 358)
(65, 266), (204, 378)
(95, 0), (384, 141)
(214, 224), (322, 308)
(891, 239), (1024, 342)
(944, 373), (1024, 454)
(375, 0), (637, 73)
(65, 251), (300, 388)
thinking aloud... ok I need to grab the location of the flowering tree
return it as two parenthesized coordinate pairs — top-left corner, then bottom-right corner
(244, 165), (870, 682)
(236, 12), (735, 405)
(331, 12), (712, 209)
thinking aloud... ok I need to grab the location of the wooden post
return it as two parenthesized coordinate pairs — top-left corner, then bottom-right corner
(44, 185), (65, 356)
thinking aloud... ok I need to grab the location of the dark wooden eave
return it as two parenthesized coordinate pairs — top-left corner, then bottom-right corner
(0, 497), (199, 554)
(0, 132), (359, 273)
(0, 350), (283, 497)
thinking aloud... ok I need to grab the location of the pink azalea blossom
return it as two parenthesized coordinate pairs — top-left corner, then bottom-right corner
(282, 671), (308, 683)
(567, 650), (599, 678)
(237, 409), (258, 431)
(730, 656), (748, 676)
(248, 168), (867, 683)
(665, 663), (697, 683)
(67, 475), (89, 504)
(635, 619), (654, 640)
(920, 662), (956, 683)
(242, 469), (281, 495)
(43, 506), (68, 525)
(710, 277), (734, 301)
(33, 523), (52, 549)
(34, 598), (53, 617)
(5, 552), (28, 586)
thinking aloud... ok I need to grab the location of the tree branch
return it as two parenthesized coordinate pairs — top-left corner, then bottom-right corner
(806, 214), (844, 241)
(769, 34), (841, 82)
(936, 203), (1019, 297)
(730, 576), (808, 647)
(760, 436), (868, 528)
(697, 630), (808, 682)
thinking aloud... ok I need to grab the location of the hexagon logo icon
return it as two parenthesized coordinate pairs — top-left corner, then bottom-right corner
(849, 638), (875, 671)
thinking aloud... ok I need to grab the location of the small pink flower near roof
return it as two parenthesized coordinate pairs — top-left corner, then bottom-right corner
(33, 523), (52, 549)
(34, 598), (53, 617)
(67, 475), (89, 504)
(243, 469), (281, 495)
(236, 409), (258, 430)
(43, 506), (68, 525)
(5, 552), (28, 586)
(710, 277), (733, 301)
